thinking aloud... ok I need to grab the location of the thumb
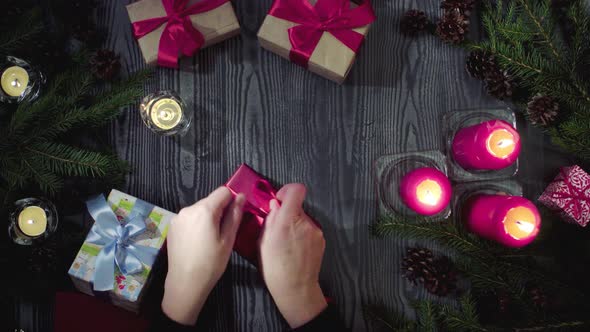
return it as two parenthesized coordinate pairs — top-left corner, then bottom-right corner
(221, 194), (246, 245)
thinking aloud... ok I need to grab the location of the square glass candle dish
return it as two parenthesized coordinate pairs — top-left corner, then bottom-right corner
(443, 108), (519, 182)
(374, 150), (451, 222)
(451, 179), (523, 229)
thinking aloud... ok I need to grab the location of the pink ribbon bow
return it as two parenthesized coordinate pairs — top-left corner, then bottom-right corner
(132, 0), (229, 68)
(268, 0), (375, 67)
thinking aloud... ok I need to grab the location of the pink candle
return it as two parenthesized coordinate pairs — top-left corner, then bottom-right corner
(452, 119), (521, 170)
(465, 195), (541, 248)
(399, 167), (452, 216)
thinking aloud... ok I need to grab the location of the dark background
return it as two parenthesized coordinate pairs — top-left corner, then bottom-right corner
(7, 0), (576, 331)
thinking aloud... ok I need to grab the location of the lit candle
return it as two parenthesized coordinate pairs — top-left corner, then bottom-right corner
(17, 206), (48, 237)
(464, 195), (541, 247)
(451, 119), (521, 170)
(399, 167), (452, 216)
(149, 98), (183, 130)
(1, 66), (29, 97)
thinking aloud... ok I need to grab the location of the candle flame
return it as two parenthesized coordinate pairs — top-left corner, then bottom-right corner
(11, 79), (20, 88)
(416, 180), (442, 207)
(27, 219), (34, 225)
(516, 220), (535, 234)
(487, 129), (517, 159)
(504, 207), (538, 240)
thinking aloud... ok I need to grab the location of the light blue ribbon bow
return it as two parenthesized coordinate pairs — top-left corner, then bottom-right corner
(86, 195), (160, 291)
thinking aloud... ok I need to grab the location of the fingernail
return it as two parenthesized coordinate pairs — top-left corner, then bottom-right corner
(270, 199), (280, 210)
(235, 194), (246, 207)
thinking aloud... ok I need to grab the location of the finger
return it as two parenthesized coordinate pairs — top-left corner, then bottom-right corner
(202, 186), (233, 221)
(275, 183), (306, 222)
(220, 193), (246, 243)
(263, 199), (280, 228)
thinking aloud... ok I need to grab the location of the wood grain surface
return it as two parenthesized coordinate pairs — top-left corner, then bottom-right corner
(10, 0), (577, 331)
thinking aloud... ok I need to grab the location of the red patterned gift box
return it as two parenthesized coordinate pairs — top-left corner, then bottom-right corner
(539, 165), (590, 227)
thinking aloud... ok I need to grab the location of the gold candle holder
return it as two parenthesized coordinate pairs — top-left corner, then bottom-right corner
(140, 90), (191, 136)
(0, 56), (44, 103)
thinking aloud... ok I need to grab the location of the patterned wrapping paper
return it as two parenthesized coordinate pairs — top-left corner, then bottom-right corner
(126, 0), (240, 67)
(539, 165), (590, 227)
(68, 190), (174, 312)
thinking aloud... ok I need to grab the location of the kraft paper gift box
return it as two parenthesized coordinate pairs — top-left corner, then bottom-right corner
(68, 190), (174, 312)
(126, 0), (240, 67)
(257, 0), (375, 84)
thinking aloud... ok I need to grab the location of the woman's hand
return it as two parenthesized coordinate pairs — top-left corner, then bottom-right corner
(162, 187), (245, 325)
(259, 184), (328, 328)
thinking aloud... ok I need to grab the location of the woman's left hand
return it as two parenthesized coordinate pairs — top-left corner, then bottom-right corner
(162, 187), (245, 325)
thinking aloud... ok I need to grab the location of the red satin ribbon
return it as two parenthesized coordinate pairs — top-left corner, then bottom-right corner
(132, 0), (229, 68)
(268, 0), (375, 67)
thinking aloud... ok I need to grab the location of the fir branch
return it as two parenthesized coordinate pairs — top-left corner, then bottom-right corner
(0, 7), (44, 55)
(413, 301), (437, 332)
(23, 142), (117, 177)
(439, 294), (488, 332)
(363, 304), (415, 332)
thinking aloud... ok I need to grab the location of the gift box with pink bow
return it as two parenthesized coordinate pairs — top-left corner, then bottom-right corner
(126, 0), (240, 68)
(258, 0), (376, 84)
(539, 165), (590, 227)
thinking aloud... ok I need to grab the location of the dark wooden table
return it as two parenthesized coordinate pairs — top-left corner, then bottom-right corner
(11, 0), (575, 331)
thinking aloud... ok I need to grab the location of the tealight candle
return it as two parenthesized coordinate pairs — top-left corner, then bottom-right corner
(399, 167), (452, 216)
(140, 91), (191, 136)
(1, 66), (29, 97)
(452, 119), (521, 170)
(464, 195), (541, 247)
(17, 205), (47, 237)
(150, 98), (183, 130)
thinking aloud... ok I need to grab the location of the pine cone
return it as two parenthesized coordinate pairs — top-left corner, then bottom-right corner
(466, 51), (497, 80)
(441, 0), (476, 17)
(89, 49), (121, 81)
(484, 69), (514, 100)
(436, 9), (469, 44)
(402, 247), (434, 284)
(423, 256), (458, 296)
(527, 95), (559, 126)
(401, 247), (458, 297)
(528, 286), (548, 309)
(400, 9), (430, 36)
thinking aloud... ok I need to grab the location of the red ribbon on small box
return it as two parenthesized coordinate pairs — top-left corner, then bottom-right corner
(226, 164), (279, 264)
(539, 165), (590, 227)
(268, 0), (376, 68)
(131, 0), (229, 68)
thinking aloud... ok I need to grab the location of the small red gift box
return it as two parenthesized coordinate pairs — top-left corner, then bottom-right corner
(539, 165), (590, 227)
(225, 164), (278, 264)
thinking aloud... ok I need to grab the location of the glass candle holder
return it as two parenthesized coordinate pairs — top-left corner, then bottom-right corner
(8, 197), (58, 245)
(140, 90), (192, 136)
(0, 56), (44, 103)
(374, 150), (452, 221)
(443, 108), (519, 182)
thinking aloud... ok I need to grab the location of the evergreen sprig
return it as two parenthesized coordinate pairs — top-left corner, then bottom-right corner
(463, 0), (590, 159)
(0, 4), (150, 206)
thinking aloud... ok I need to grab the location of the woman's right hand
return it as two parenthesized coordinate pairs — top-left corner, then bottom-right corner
(258, 183), (328, 328)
